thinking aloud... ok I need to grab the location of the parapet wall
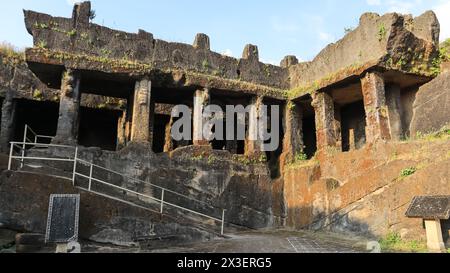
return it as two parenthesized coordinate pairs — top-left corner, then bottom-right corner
(24, 1), (289, 90)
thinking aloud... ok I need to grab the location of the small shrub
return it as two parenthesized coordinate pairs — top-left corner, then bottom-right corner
(66, 29), (77, 37)
(379, 232), (427, 253)
(294, 152), (308, 162)
(400, 167), (417, 178)
(378, 24), (387, 41)
(89, 10), (96, 21)
(37, 39), (47, 49)
(344, 27), (353, 34)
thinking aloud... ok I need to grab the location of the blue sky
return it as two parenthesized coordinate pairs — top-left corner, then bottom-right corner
(1, 0), (449, 64)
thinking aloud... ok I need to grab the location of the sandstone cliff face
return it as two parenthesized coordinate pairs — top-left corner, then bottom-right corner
(280, 138), (450, 242)
(410, 71), (450, 135)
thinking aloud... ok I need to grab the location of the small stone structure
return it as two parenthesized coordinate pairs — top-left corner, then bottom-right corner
(406, 196), (450, 252)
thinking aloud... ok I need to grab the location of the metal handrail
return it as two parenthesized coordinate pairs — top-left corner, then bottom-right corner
(8, 137), (227, 234)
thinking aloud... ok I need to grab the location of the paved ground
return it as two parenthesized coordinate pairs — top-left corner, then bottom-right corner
(1, 229), (370, 253)
(139, 230), (368, 253)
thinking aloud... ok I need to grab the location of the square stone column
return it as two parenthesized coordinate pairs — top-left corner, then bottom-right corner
(193, 88), (210, 146)
(53, 69), (81, 145)
(0, 91), (17, 153)
(424, 219), (446, 253)
(312, 92), (340, 151)
(245, 96), (264, 156)
(130, 78), (153, 146)
(164, 115), (175, 152)
(361, 72), (391, 143)
(385, 84), (404, 141)
(283, 101), (304, 162)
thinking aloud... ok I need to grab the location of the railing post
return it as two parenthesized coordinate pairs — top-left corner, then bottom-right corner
(34, 135), (38, 144)
(72, 146), (78, 186)
(8, 143), (13, 171)
(160, 189), (165, 214)
(20, 125), (28, 168)
(221, 209), (226, 235)
(88, 163), (93, 191)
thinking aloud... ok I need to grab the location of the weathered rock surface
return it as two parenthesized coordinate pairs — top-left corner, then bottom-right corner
(410, 71), (450, 135)
(279, 139), (450, 241)
(23, 2), (289, 90)
(0, 171), (217, 247)
(23, 143), (279, 230)
(288, 11), (439, 98)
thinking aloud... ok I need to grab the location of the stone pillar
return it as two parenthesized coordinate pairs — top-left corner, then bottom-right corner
(312, 92), (340, 151)
(193, 88), (210, 146)
(385, 84), (404, 141)
(0, 91), (17, 153)
(283, 101), (304, 162)
(424, 219), (446, 253)
(334, 103), (342, 149)
(164, 116), (174, 152)
(53, 69), (81, 145)
(361, 72), (391, 143)
(130, 78), (153, 145)
(116, 111), (127, 151)
(245, 96), (264, 155)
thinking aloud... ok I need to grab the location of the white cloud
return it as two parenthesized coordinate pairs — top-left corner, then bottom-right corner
(221, 49), (233, 57)
(367, 0), (381, 6)
(366, 0), (423, 14)
(260, 58), (278, 66)
(318, 31), (335, 43)
(434, 0), (450, 41)
(67, 0), (78, 5)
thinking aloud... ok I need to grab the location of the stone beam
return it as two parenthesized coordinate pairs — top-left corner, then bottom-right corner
(283, 101), (304, 162)
(312, 92), (341, 151)
(130, 78), (154, 145)
(53, 69), (81, 145)
(361, 71), (391, 143)
(193, 88), (210, 146)
(385, 84), (404, 141)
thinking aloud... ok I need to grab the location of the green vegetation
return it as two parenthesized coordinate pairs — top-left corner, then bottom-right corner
(0, 41), (25, 65)
(33, 89), (43, 100)
(201, 59), (210, 71)
(294, 152), (308, 162)
(378, 23), (387, 42)
(440, 38), (450, 62)
(37, 39), (47, 49)
(344, 27), (353, 34)
(400, 167), (417, 178)
(415, 125), (450, 142)
(379, 232), (427, 253)
(66, 29), (77, 38)
(429, 38), (450, 76)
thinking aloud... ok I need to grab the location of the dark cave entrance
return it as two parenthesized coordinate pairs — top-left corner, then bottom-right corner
(265, 101), (284, 179)
(152, 114), (171, 153)
(297, 97), (317, 159)
(341, 100), (367, 152)
(12, 99), (59, 143)
(78, 107), (122, 151)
